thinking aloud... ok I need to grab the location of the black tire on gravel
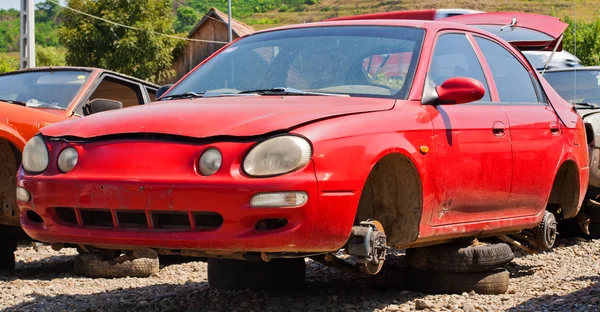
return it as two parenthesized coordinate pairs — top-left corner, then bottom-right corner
(589, 223), (600, 239)
(0, 235), (17, 271)
(207, 258), (306, 290)
(0, 250), (15, 271)
(73, 253), (159, 278)
(406, 242), (514, 273)
(406, 267), (510, 295)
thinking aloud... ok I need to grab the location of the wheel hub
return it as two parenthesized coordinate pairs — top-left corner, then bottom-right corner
(536, 211), (558, 251)
(345, 220), (389, 275)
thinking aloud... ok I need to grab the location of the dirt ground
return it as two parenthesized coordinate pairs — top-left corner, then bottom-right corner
(0, 237), (597, 312)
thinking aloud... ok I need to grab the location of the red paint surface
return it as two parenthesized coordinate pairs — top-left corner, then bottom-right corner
(17, 18), (589, 254)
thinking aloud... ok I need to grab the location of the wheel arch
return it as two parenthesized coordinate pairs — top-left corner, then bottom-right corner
(548, 159), (580, 219)
(354, 150), (424, 246)
(0, 136), (22, 226)
(0, 125), (27, 153)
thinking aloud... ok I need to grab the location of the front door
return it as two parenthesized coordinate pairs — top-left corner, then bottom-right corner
(425, 32), (513, 226)
(473, 35), (564, 216)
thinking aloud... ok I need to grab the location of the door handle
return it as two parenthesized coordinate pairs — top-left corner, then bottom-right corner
(550, 122), (560, 135)
(492, 121), (506, 137)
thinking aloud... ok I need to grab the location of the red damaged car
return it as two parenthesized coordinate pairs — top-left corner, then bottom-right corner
(16, 12), (588, 291)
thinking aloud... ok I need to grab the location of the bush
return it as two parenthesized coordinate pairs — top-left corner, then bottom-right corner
(0, 54), (19, 74)
(36, 45), (66, 67)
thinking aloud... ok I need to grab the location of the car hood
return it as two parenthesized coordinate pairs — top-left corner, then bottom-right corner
(40, 96), (396, 139)
(0, 101), (67, 132)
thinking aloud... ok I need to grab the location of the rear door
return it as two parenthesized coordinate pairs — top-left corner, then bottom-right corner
(442, 12), (578, 131)
(472, 35), (564, 216)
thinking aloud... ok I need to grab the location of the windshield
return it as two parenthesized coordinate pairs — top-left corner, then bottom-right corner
(0, 70), (91, 109)
(543, 69), (600, 104)
(166, 26), (425, 99)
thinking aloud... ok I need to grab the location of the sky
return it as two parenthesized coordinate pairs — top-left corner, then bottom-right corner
(0, 0), (66, 10)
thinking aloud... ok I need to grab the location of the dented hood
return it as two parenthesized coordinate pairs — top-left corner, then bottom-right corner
(40, 96), (395, 139)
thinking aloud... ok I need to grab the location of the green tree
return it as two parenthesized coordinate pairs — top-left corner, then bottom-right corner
(174, 6), (200, 33)
(562, 15), (600, 66)
(59, 0), (183, 83)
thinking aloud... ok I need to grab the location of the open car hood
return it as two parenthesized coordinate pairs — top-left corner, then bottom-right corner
(442, 12), (568, 52)
(39, 96), (395, 139)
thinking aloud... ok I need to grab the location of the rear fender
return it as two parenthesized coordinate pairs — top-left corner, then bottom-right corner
(550, 133), (588, 219)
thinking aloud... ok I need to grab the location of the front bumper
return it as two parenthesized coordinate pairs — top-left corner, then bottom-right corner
(16, 139), (355, 254)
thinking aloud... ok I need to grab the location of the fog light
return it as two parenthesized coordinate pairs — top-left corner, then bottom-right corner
(250, 192), (308, 208)
(16, 186), (31, 202)
(58, 147), (78, 173)
(198, 148), (222, 176)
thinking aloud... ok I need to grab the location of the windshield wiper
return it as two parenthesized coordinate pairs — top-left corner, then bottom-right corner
(160, 92), (204, 101)
(237, 87), (349, 97)
(572, 102), (600, 109)
(0, 99), (27, 106)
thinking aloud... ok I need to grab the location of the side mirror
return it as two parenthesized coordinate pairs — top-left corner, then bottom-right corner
(82, 98), (123, 116)
(156, 84), (174, 99)
(435, 77), (485, 105)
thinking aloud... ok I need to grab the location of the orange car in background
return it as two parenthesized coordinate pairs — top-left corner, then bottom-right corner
(0, 66), (158, 270)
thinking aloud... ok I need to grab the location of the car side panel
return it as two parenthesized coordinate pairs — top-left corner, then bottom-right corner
(294, 102), (437, 247)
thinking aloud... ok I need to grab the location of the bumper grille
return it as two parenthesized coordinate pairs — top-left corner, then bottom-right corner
(53, 207), (223, 231)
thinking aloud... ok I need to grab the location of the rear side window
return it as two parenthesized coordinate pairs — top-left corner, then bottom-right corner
(428, 33), (491, 101)
(474, 36), (540, 103)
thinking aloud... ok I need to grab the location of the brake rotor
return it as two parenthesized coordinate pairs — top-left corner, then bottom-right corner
(536, 211), (558, 251)
(358, 220), (387, 275)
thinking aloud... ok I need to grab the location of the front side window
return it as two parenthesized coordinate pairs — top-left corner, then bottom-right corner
(427, 33), (491, 101)
(0, 70), (91, 109)
(474, 36), (540, 103)
(166, 26), (425, 99)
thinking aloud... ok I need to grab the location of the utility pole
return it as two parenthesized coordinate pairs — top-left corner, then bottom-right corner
(20, 0), (35, 69)
(227, 0), (232, 42)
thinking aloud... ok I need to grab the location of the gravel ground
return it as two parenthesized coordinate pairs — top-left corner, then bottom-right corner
(0, 237), (598, 312)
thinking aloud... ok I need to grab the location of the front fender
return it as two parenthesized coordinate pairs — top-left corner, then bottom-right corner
(292, 109), (435, 247)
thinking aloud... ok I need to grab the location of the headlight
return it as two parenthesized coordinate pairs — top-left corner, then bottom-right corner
(58, 147), (78, 173)
(198, 148), (222, 176)
(22, 135), (49, 174)
(243, 135), (312, 177)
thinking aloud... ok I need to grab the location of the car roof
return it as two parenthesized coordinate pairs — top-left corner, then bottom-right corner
(251, 19), (480, 34)
(0, 66), (160, 88)
(246, 19), (519, 54)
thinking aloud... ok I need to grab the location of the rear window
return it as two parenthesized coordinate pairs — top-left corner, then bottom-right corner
(473, 25), (554, 42)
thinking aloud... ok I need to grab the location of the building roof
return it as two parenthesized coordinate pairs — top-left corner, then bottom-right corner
(188, 7), (255, 38)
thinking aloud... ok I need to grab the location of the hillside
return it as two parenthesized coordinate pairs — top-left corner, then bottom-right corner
(0, 0), (598, 73)
(245, 0), (600, 30)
